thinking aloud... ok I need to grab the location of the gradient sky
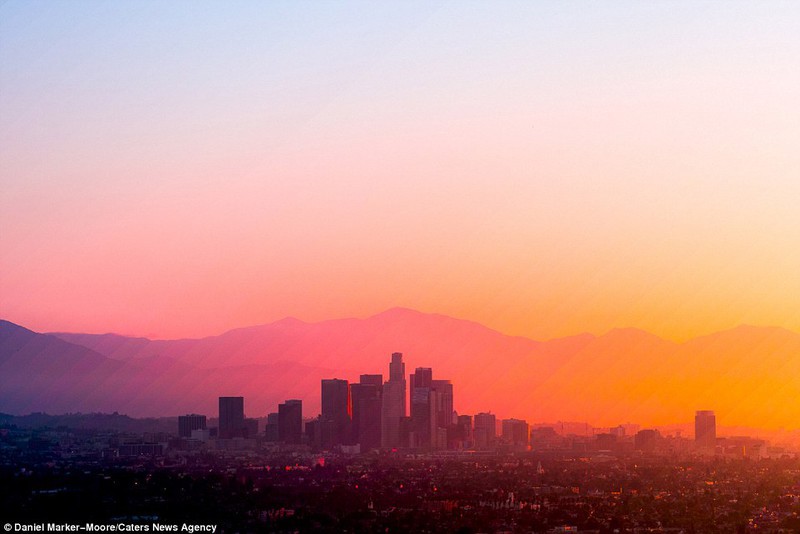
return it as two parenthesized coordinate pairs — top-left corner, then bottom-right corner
(2, 1), (800, 341)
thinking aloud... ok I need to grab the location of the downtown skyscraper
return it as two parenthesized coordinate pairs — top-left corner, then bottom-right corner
(381, 352), (406, 448)
(278, 399), (303, 444)
(409, 368), (454, 450)
(321, 379), (351, 447)
(695, 410), (716, 454)
(351, 374), (383, 450)
(218, 396), (245, 439)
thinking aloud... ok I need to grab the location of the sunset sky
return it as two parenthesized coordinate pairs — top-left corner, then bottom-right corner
(2, 1), (800, 341)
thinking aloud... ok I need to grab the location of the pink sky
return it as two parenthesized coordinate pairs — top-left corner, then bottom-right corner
(2, 2), (800, 341)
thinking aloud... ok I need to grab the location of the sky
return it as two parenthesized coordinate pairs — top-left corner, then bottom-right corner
(2, 1), (800, 341)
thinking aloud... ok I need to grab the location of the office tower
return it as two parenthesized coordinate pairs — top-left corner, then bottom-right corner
(431, 380), (453, 427)
(502, 418), (529, 450)
(304, 417), (321, 448)
(474, 412), (497, 449)
(244, 418), (259, 438)
(178, 414), (207, 438)
(410, 367), (433, 389)
(265, 412), (279, 442)
(456, 414), (473, 447)
(381, 352), (406, 448)
(695, 410), (716, 453)
(218, 396), (245, 439)
(410, 367), (433, 448)
(351, 375), (382, 450)
(321, 378), (351, 447)
(278, 399), (303, 444)
(430, 379), (454, 450)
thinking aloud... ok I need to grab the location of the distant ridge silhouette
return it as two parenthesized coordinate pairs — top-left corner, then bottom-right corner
(2, 310), (800, 429)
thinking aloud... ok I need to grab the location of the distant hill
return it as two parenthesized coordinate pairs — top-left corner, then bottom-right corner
(0, 319), (345, 418)
(3, 310), (800, 429)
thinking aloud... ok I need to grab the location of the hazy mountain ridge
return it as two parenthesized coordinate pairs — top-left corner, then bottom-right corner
(4, 310), (800, 429)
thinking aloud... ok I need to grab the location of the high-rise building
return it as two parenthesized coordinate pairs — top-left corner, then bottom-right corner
(178, 414), (207, 438)
(431, 379), (454, 450)
(381, 352), (406, 449)
(695, 410), (716, 453)
(278, 399), (303, 444)
(321, 379), (351, 447)
(456, 414), (473, 448)
(407, 369), (454, 450)
(410, 367), (433, 389)
(502, 418), (529, 450)
(474, 412), (497, 450)
(218, 397), (245, 439)
(351, 375), (382, 450)
(265, 412), (279, 442)
(410, 367), (433, 448)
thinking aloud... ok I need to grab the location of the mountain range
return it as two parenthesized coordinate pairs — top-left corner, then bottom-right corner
(2, 308), (800, 430)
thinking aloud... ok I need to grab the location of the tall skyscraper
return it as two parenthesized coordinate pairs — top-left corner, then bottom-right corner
(410, 367), (433, 448)
(351, 375), (382, 450)
(218, 396), (244, 439)
(278, 399), (303, 444)
(381, 352), (406, 448)
(178, 414), (207, 438)
(407, 369), (454, 450)
(430, 379), (454, 450)
(321, 379), (351, 447)
(695, 410), (716, 453)
(409, 367), (433, 390)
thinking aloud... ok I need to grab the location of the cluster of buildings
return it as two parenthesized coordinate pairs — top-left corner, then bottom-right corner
(208, 353), (479, 452)
(174, 352), (762, 459)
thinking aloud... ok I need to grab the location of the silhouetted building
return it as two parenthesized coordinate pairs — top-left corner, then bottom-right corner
(178, 414), (206, 438)
(530, 426), (561, 450)
(381, 352), (406, 449)
(278, 399), (303, 444)
(455, 414), (473, 448)
(695, 410), (716, 454)
(410, 367), (433, 448)
(244, 418), (259, 438)
(304, 417), (320, 448)
(502, 418), (529, 450)
(431, 379), (453, 450)
(321, 379), (351, 447)
(351, 376), (382, 450)
(218, 397), (245, 439)
(635, 429), (661, 453)
(474, 412), (496, 449)
(265, 412), (279, 442)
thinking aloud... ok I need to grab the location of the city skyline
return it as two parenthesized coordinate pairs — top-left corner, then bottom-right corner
(4, 309), (800, 432)
(3, 3), (799, 530)
(3, 1), (800, 442)
(215, 352), (722, 453)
